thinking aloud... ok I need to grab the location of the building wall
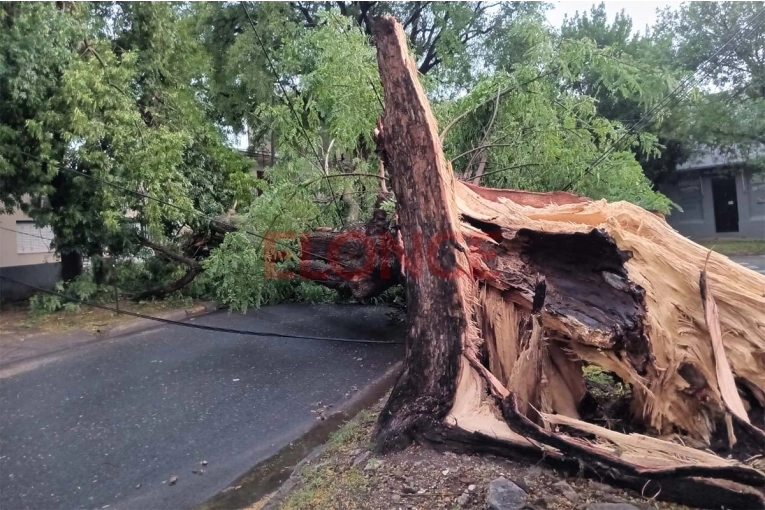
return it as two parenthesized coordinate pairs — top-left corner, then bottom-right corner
(0, 208), (60, 301)
(660, 168), (765, 239)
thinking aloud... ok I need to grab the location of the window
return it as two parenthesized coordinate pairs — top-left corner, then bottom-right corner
(15, 221), (53, 254)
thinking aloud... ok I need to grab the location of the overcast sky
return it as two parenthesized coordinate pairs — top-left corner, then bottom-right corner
(545, 1), (683, 33)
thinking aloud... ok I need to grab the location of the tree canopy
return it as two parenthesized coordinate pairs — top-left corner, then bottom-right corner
(1, 1), (761, 310)
(658, 1), (765, 157)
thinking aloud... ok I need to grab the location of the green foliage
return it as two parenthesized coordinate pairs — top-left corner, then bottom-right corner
(244, 6), (385, 211)
(583, 365), (632, 401)
(293, 281), (338, 304)
(437, 18), (675, 211)
(655, 2), (765, 155)
(200, 180), (322, 311)
(1, 2), (254, 267)
(560, 3), (691, 185)
(9, 2), (763, 311)
(28, 272), (99, 315)
(370, 285), (406, 306)
(28, 288), (66, 316)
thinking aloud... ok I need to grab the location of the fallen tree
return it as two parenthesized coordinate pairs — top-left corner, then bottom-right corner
(298, 17), (765, 509)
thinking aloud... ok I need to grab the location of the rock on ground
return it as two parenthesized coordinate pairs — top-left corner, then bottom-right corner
(554, 480), (579, 503)
(487, 476), (527, 510)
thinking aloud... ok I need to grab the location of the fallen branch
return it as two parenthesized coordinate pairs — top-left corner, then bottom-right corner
(135, 236), (202, 301)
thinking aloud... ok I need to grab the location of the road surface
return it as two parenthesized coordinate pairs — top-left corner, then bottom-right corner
(0, 304), (403, 510)
(730, 255), (765, 275)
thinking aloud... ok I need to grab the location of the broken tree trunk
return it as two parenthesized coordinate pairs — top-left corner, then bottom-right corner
(364, 16), (765, 509)
(298, 203), (402, 300)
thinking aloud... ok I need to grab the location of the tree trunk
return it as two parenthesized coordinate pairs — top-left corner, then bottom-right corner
(60, 251), (83, 282)
(298, 205), (402, 300)
(360, 16), (765, 509)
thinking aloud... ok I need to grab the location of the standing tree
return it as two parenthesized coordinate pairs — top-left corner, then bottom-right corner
(0, 2), (256, 294)
(658, 1), (765, 157)
(561, 3), (691, 185)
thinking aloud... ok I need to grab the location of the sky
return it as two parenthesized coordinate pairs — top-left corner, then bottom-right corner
(545, 1), (683, 33)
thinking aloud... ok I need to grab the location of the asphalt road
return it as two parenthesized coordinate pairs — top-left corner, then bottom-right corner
(0, 304), (404, 510)
(730, 255), (765, 275)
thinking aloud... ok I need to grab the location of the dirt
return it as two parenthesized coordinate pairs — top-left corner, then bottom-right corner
(256, 400), (689, 510)
(0, 298), (196, 338)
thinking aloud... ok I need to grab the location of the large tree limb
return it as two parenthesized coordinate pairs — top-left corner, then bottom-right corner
(134, 236), (202, 301)
(297, 206), (402, 300)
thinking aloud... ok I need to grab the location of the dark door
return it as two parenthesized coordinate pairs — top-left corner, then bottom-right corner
(711, 176), (739, 233)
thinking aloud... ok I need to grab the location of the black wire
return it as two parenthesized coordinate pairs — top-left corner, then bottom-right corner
(0, 275), (403, 345)
(239, 1), (346, 229)
(0, 225), (54, 242)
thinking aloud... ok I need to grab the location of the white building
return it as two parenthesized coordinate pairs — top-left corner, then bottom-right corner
(0, 208), (59, 301)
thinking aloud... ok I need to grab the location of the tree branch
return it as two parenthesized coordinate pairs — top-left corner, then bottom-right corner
(439, 68), (559, 142)
(134, 236), (202, 301)
(138, 236), (201, 270)
(290, 2), (317, 27)
(465, 84), (502, 177)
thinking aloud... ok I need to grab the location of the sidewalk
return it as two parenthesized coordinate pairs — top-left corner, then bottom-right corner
(0, 301), (218, 369)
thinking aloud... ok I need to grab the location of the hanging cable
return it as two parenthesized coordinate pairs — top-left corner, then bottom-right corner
(0, 225), (54, 243)
(0, 275), (403, 345)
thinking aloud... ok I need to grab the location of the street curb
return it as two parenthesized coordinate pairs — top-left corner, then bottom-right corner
(0, 302), (220, 374)
(98, 302), (220, 340)
(199, 360), (403, 510)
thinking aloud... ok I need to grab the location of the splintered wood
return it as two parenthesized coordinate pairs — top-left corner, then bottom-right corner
(370, 16), (765, 509)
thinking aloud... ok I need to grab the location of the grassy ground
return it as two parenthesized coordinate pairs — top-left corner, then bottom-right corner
(696, 238), (765, 256)
(0, 297), (199, 338)
(256, 399), (687, 510)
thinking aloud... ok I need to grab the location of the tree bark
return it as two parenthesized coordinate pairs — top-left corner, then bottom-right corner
(361, 16), (765, 509)
(60, 251), (83, 283)
(298, 205), (402, 300)
(373, 17), (476, 450)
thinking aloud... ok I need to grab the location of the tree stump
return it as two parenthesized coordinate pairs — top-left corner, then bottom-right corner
(360, 15), (765, 509)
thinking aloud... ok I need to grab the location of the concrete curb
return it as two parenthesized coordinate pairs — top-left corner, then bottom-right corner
(0, 302), (220, 374)
(199, 361), (403, 510)
(98, 302), (220, 340)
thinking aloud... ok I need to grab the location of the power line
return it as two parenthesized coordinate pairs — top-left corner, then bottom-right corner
(0, 225), (54, 243)
(562, 5), (765, 192)
(0, 275), (403, 345)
